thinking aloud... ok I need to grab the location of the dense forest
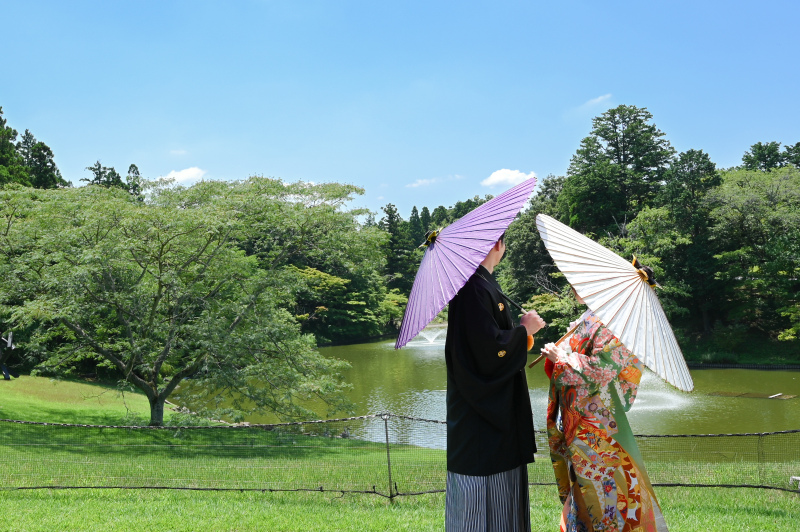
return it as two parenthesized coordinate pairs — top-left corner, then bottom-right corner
(381, 106), (800, 361)
(1, 104), (798, 424)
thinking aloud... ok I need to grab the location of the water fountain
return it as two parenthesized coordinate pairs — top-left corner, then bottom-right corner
(410, 324), (448, 345)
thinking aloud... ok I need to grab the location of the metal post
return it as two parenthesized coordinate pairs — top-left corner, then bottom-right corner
(757, 433), (764, 486)
(382, 413), (394, 500)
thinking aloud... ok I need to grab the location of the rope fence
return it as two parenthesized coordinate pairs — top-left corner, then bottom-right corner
(2, 415), (798, 496)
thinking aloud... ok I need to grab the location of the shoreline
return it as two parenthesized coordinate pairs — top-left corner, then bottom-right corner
(686, 363), (800, 370)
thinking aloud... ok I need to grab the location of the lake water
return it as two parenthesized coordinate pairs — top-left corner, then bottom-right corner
(321, 336), (800, 436)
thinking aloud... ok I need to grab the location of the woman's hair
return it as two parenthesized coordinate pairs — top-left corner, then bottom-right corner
(498, 231), (506, 244)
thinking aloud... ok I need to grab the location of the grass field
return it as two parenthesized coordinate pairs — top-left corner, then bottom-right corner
(0, 376), (797, 531)
(0, 486), (797, 531)
(0, 375), (160, 425)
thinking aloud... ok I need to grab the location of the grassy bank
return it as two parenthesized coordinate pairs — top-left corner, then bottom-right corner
(0, 375), (161, 425)
(0, 376), (797, 531)
(680, 334), (800, 366)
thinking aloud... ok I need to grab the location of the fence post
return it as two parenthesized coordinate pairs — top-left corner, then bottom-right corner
(382, 413), (394, 500)
(757, 433), (764, 486)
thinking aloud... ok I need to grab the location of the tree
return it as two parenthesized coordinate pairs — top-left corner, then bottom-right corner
(558, 105), (675, 234)
(661, 150), (720, 237)
(229, 178), (397, 342)
(83, 161), (141, 197)
(127, 164), (143, 198)
(26, 141), (66, 189)
(83, 161), (126, 189)
(430, 205), (448, 228)
(379, 203), (416, 294)
(0, 181), (354, 425)
(450, 195), (491, 220)
(11, 127), (65, 189)
(742, 141), (785, 171)
(408, 206), (424, 246)
(785, 142), (800, 167)
(500, 175), (565, 302)
(655, 150), (722, 333)
(0, 107), (29, 186)
(16, 130), (37, 167)
(420, 206), (431, 234)
(707, 166), (800, 338)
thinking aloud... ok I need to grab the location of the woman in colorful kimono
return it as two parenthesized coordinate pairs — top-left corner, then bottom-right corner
(540, 288), (668, 532)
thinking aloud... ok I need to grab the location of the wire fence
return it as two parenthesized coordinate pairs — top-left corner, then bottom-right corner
(2, 415), (798, 497)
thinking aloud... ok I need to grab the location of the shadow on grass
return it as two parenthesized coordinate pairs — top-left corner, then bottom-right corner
(0, 419), (388, 460)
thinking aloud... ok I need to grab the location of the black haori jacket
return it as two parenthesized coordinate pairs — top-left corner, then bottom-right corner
(444, 265), (536, 476)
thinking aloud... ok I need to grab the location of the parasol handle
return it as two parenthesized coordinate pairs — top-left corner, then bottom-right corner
(504, 296), (527, 315)
(528, 321), (581, 368)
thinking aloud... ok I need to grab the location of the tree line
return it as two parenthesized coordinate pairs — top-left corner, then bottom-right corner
(1, 103), (797, 426)
(379, 106), (799, 356)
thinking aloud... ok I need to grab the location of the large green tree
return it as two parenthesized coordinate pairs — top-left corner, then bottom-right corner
(17, 130), (67, 189)
(558, 105), (675, 234)
(707, 166), (800, 338)
(742, 141), (785, 171)
(234, 179), (398, 343)
(0, 180), (356, 425)
(655, 150), (722, 332)
(741, 141), (800, 171)
(500, 175), (565, 302)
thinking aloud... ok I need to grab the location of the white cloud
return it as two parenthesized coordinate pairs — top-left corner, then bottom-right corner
(163, 167), (206, 184)
(563, 94), (614, 120)
(405, 174), (464, 188)
(584, 93), (612, 107)
(407, 178), (437, 188)
(481, 169), (536, 187)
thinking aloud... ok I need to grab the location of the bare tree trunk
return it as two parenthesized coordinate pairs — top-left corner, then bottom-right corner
(149, 395), (166, 426)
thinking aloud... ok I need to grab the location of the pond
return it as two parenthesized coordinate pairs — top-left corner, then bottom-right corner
(320, 335), (800, 437)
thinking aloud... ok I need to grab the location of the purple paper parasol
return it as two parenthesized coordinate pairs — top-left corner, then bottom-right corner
(395, 177), (537, 349)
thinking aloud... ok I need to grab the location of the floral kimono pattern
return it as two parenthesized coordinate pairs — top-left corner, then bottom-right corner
(546, 311), (668, 532)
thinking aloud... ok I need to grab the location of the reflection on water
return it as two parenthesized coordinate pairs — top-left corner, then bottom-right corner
(323, 337), (800, 439)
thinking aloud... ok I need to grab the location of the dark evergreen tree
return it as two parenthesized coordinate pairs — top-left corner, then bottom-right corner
(83, 161), (141, 196)
(14, 128), (65, 189)
(379, 203), (415, 294)
(420, 206), (431, 234)
(558, 105), (675, 234)
(408, 206), (424, 246)
(0, 107), (29, 186)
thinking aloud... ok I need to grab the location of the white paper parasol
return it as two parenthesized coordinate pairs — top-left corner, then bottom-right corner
(536, 213), (694, 392)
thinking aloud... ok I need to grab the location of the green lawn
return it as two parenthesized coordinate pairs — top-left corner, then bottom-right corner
(0, 376), (797, 531)
(0, 375), (159, 425)
(0, 486), (797, 532)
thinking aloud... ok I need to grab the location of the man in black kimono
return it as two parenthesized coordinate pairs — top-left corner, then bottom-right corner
(444, 234), (545, 532)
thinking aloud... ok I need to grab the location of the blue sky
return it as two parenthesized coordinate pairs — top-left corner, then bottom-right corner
(2, 1), (798, 218)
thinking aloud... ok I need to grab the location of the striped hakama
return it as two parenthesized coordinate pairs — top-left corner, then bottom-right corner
(445, 464), (531, 532)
